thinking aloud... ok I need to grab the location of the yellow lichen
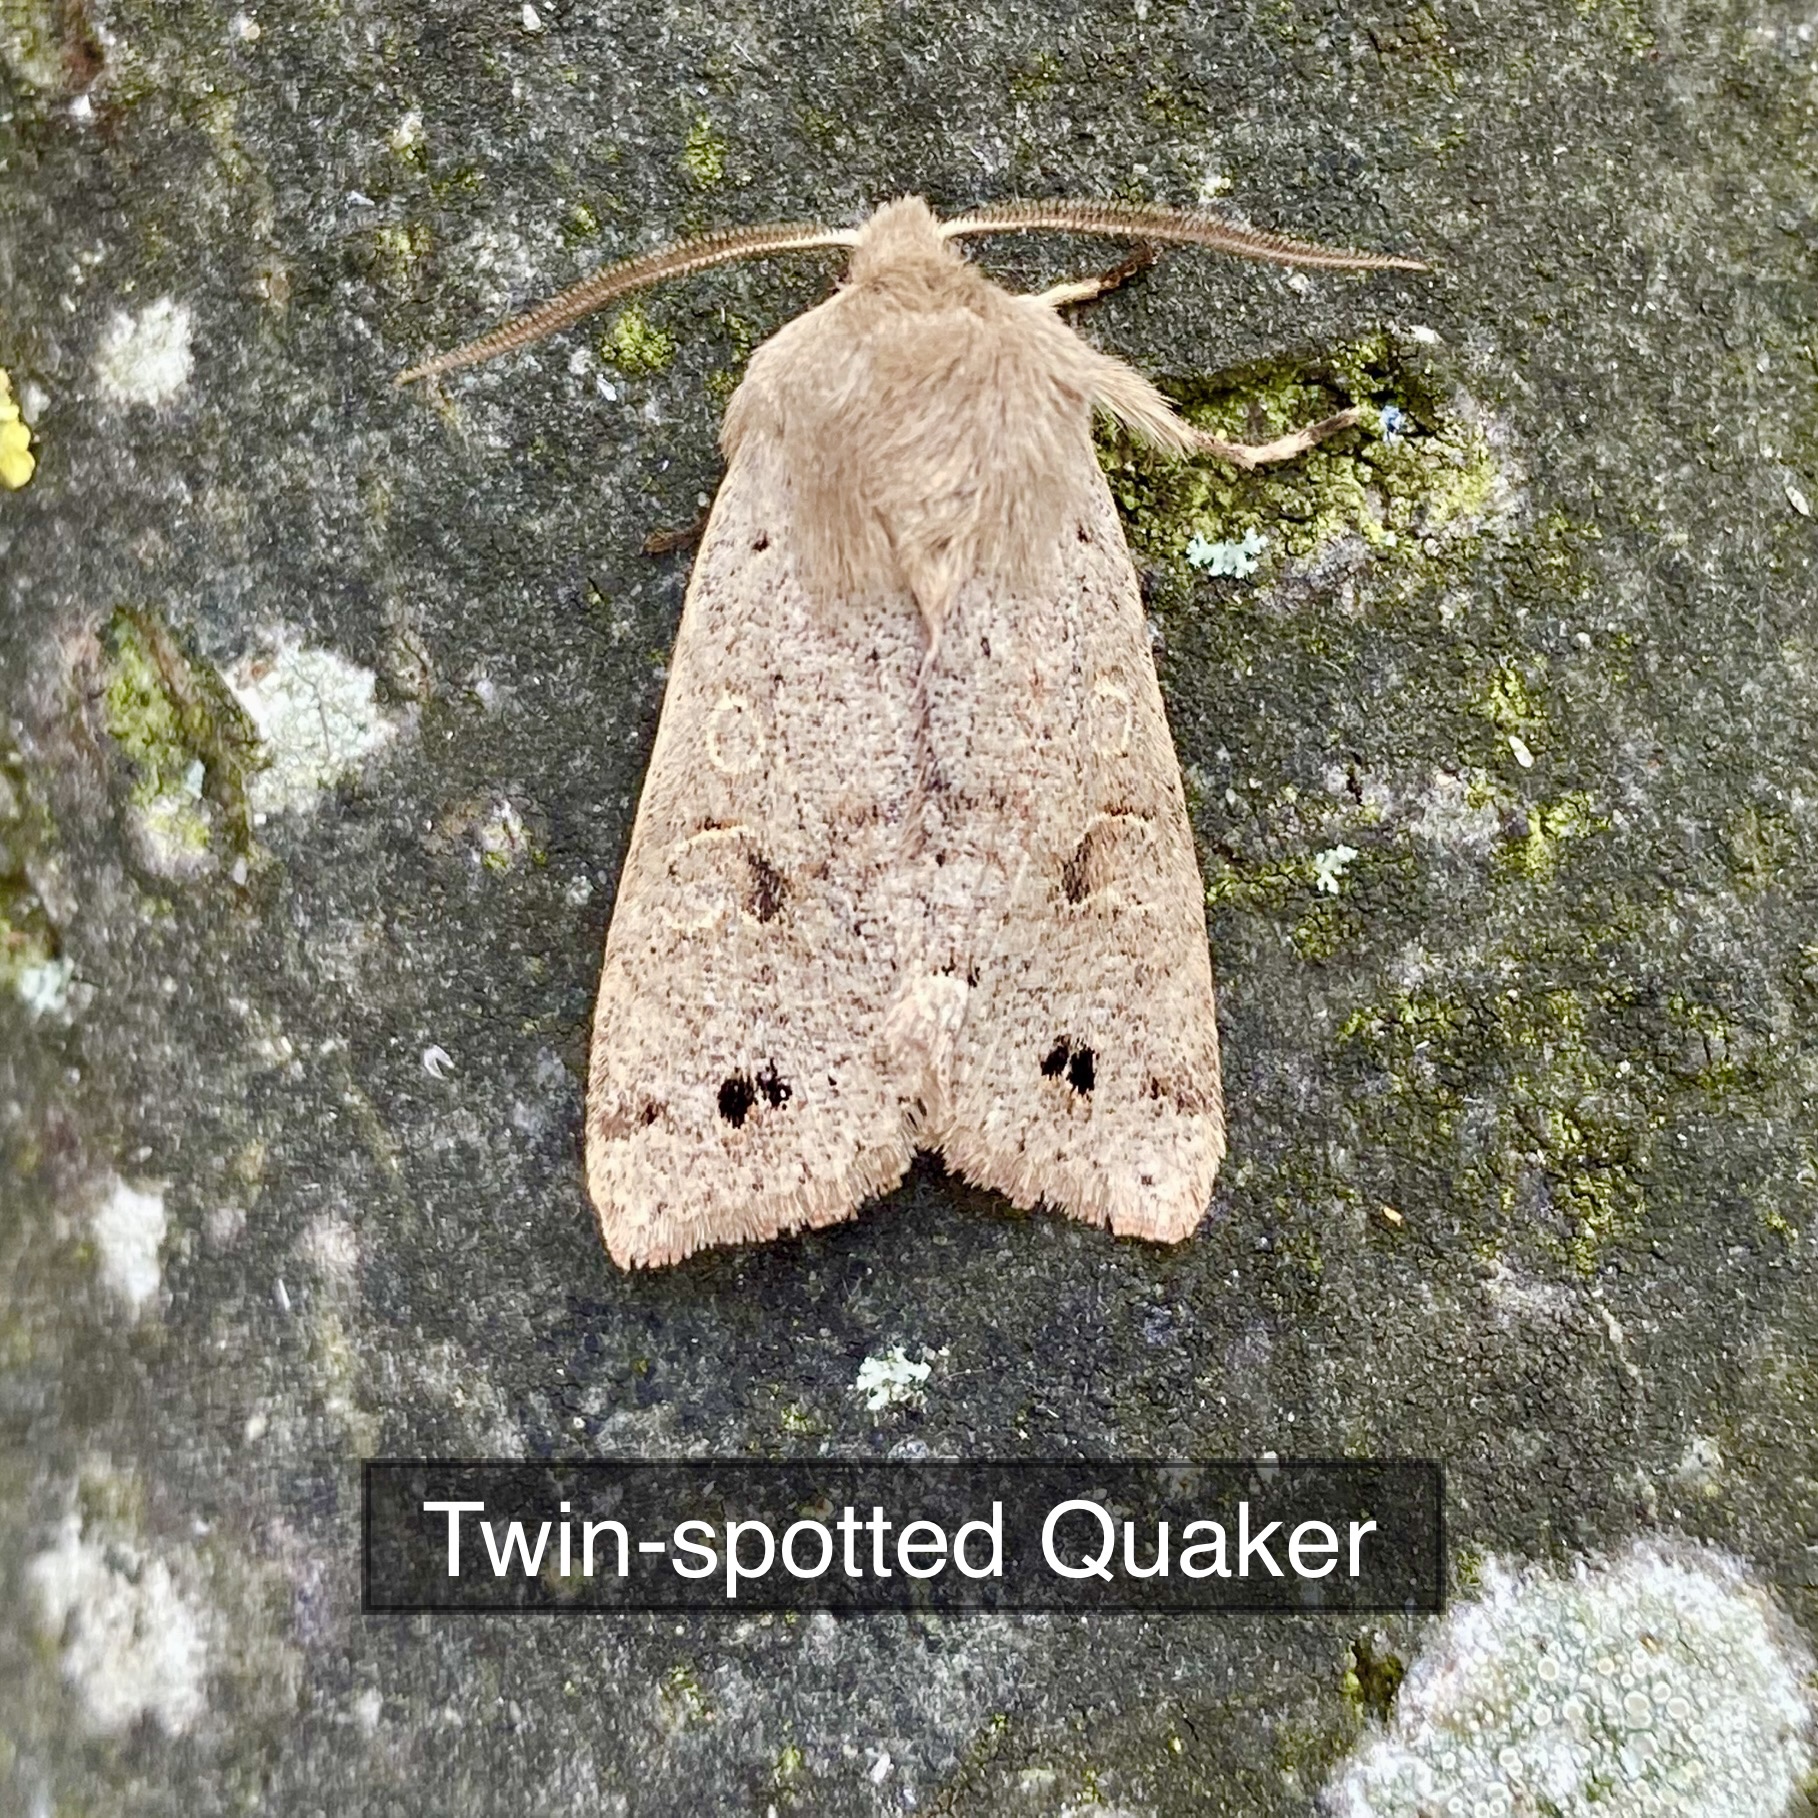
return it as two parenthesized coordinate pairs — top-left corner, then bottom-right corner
(0, 369), (34, 488)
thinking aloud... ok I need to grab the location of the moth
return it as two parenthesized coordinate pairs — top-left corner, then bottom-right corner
(399, 196), (1422, 1267)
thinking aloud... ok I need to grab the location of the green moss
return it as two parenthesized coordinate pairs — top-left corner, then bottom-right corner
(1726, 804), (1794, 892)
(1339, 981), (1653, 1273)
(1499, 791), (1605, 880)
(703, 310), (761, 404)
(1474, 656), (1548, 738)
(680, 116), (727, 186)
(661, 1662), (712, 1726)
(1204, 849), (1320, 911)
(1291, 898), (1354, 962)
(601, 303), (676, 377)
(563, 199), (601, 243)
(1102, 335), (1503, 599)
(1007, 49), (1064, 99)
(99, 607), (262, 859)
(1340, 1634), (1407, 1724)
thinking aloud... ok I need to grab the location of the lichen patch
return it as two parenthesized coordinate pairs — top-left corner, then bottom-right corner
(0, 367), (35, 486)
(90, 1174), (167, 1317)
(854, 1347), (935, 1412)
(226, 637), (397, 819)
(27, 1513), (209, 1736)
(95, 298), (194, 407)
(1325, 1539), (1814, 1817)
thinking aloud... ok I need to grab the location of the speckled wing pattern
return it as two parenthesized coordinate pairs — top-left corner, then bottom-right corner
(584, 445), (924, 1267)
(916, 468), (1226, 1239)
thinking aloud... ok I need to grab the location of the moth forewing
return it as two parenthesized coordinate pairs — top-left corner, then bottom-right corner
(398, 194), (1421, 1266)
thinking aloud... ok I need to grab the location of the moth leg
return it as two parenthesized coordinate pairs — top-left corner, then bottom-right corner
(1032, 245), (1157, 311)
(1187, 406), (1364, 471)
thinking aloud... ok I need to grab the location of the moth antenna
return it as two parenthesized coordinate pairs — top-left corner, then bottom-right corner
(395, 221), (859, 385)
(940, 199), (1426, 273)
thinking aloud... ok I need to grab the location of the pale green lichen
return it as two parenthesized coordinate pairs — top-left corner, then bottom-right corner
(601, 303), (676, 376)
(27, 1509), (209, 1736)
(1185, 527), (1267, 575)
(94, 299), (193, 408)
(100, 607), (263, 869)
(680, 116), (727, 186)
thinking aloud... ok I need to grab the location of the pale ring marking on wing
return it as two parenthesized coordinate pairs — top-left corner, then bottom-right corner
(705, 691), (766, 776)
(1085, 676), (1134, 758)
(1072, 810), (1162, 910)
(660, 823), (757, 934)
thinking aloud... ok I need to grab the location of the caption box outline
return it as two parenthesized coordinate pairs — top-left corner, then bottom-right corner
(363, 1458), (1445, 1617)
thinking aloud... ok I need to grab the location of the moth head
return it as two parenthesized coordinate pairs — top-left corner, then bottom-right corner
(395, 198), (1425, 386)
(843, 195), (961, 290)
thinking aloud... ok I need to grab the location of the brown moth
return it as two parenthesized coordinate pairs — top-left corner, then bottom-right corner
(399, 196), (1422, 1267)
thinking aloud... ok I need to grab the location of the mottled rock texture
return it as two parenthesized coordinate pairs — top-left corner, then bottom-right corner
(2, 0), (1816, 1812)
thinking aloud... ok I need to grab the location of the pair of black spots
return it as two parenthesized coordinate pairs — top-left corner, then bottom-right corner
(399, 194), (1423, 1268)
(717, 1040), (1090, 1132)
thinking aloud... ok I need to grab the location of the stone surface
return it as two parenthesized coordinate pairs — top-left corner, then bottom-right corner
(2, 0), (1816, 1812)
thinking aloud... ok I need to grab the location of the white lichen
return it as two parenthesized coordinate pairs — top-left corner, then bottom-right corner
(16, 954), (74, 1019)
(90, 1175), (168, 1318)
(1325, 1538), (1815, 1818)
(1313, 845), (1361, 895)
(27, 1515), (209, 1736)
(474, 797), (529, 870)
(226, 637), (396, 819)
(854, 1347), (932, 1412)
(95, 299), (194, 407)
(1186, 527), (1268, 577)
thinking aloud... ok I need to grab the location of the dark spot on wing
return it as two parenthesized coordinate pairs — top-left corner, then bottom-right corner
(1061, 823), (1108, 904)
(718, 1074), (755, 1127)
(1042, 1038), (1095, 1095)
(641, 1100), (662, 1125)
(747, 851), (786, 923)
(980, 634), (991, 657)
(755, 1061), (791, 1109)
(1076, 524), (1091, 543)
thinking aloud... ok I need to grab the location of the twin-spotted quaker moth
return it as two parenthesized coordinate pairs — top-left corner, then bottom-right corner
(399, 196), (1422, 1267)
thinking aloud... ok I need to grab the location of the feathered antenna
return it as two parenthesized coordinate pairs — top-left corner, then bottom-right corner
(395, 199), (1425, 385)
(394, 221), (857, 385)
(940, 198), (1426, 272)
